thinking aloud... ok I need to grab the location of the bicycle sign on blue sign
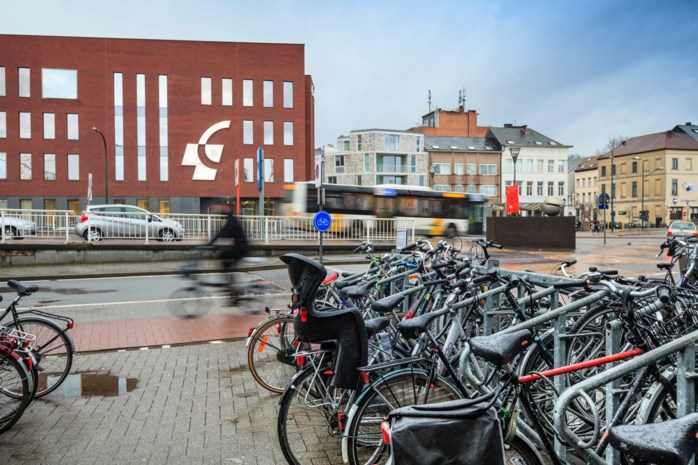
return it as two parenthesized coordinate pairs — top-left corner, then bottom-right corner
(313, 211), (332, 232)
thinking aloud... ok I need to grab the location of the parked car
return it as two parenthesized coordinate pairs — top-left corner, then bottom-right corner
(0, 215), (37, 239)
(74, 205), (184, 241)
(667, 221), (698, 238)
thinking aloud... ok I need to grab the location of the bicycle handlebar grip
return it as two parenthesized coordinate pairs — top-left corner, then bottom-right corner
(472, 270), (497, 285)
(430, 260), (450, 270)
(399, 243), (418, 253)
(597, 269), (619, 276)
(553, 279), (587, 289)
(564, 258), (577, 266)
(352, 245), (364, 253)
(656, 285), (672, 304)
(490, 242), (503, 249)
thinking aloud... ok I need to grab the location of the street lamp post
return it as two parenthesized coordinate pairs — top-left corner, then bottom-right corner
(429, 165), (436, 187)
(510, 147), (520, 216)
(92, 127), (109, 204)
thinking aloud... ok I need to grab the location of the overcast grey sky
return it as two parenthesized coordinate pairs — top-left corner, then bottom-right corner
(3, 0), (697, 156)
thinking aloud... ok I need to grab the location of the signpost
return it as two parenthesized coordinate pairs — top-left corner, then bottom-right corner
(314, 210), (332, 264)
(598, 193), (609, 245)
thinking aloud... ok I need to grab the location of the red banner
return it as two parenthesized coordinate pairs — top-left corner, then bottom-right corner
(506, 185), (519, 214)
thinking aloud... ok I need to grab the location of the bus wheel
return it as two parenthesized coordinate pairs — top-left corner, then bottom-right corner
(445, 223), (459, 238)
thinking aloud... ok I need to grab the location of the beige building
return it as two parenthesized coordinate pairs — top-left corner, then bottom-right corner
(573, 156), (600, 223)
(597, 124), (698, 227)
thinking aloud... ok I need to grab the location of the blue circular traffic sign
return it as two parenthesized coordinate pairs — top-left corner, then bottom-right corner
(313, 211), (332, 232)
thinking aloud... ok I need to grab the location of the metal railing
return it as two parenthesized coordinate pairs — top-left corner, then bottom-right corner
(1, 209), (416, 244)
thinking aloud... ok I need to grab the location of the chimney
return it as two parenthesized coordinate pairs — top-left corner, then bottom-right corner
(522, 125), (528, 134)
(504, 123), (513, 128)
(687, 122), (693, 126)
(458, 105), (464, 113)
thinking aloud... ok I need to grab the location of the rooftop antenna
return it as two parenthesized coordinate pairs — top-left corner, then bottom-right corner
(428, 89), (432, 113)
(461, 87), (466, 106)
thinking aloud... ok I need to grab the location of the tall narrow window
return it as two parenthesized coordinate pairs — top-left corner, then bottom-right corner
(283, 122), (294, 146)
(243, 158), (254, 182)
(159, 75), (168, 181)
(264, 158), (274, 182)
(19, 68), (30, 97)
(243, 120), (253, 145)
(137, 74), (146, 181)
(243, 79), (253, 106)
(263, 80), (273, 107)
(201, 77), (211, 105)
(0, 67), (5, 96)
(43, 113), (55, 139)
(114, 73), (124, 181)
(67, 114), (79, 140)
(20, 153), (32, 180)
(264, 121), (274, 145)
(0, 153), (6, 179)
(222, 78), (233, 106)
(0, 112), (6, 138)
(44, 154), (56, 180)
(283, 81), (293, 108)
(19, 112), (31, 139)
(284, 158), (294, 183)
(68, 154), (80, 180)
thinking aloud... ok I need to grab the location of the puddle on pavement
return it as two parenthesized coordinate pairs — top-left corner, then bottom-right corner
(45, 372), (138, 398)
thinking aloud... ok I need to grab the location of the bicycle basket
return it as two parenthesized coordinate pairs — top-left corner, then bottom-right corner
(632, 288), (698, 349)
(388, 399), (505, 465)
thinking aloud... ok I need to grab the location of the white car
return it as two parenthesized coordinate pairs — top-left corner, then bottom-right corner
(74, 205), (184, 241)
(667, 221), (698, 238)
(0, 215), (38, 240)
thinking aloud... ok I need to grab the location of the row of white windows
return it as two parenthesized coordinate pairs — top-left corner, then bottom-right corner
(245, 120), (294, 146)
(507, 180), (566, 196)
(0, 67), (78, 99)
(503, 158), (566, 174)
(201, 78), (294, 108)
(433, 163), (497, 176)
(0, 152), (297, 184)
(0, 111), (79, 140)
(433, 184), (498, 196)
(576, 177), (598, 188)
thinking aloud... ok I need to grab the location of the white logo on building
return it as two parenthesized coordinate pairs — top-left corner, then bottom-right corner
(182, 120), (231, 180)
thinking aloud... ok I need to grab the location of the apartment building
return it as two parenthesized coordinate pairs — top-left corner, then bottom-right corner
(573, 155), (600, 223)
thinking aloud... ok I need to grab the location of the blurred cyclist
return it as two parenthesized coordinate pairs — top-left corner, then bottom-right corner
(208, 203), (249, 302)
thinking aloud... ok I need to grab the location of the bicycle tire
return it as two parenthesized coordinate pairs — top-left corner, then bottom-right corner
(5, 316), (74, 398)
(277, 365), (349, 465)
(346, 369), (462, 465)
(504, 436), (546, 465)
(0, 349), (33, 434)
(169, 285), (208, 318)
(246, 314), (301, 393)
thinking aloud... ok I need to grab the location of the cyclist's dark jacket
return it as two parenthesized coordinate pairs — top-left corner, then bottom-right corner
(210, 213), (248, 260)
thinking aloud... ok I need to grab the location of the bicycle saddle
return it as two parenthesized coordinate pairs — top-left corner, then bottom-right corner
(396, 310), (443, 340)
(342, 279), (377, 299)
(608, 412), (698, 465)
(8, 280), (39, 296)
(371, 293), (405, 314)
(469, 329), (533, 367)
(364, 317), (390, 338)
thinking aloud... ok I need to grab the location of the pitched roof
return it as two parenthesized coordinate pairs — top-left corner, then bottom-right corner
(598, 128), (698, 159)
(575, 155), (600, 172)
(488, 125), (571, 149)
(424, 136), (497, 152)
(674, 123), (698, 143)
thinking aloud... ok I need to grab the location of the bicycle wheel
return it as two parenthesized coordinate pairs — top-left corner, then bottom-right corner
(246, 314), (302, 393)
(346, 369), (462, 465)
(277, 365), (349, 465)
(169, 285), (208, 318)
(5, 317), (74, 398)
(504, 436), (545, 465)
(0, 349), (33, 434)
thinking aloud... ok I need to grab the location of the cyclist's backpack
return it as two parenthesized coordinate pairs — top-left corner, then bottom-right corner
(387, 398), (505, 465)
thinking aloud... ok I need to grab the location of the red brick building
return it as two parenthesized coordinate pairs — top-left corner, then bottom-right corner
(0, 34), (314, 214)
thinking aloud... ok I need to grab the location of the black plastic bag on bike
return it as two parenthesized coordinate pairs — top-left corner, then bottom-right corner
(387, 398), (505, 465)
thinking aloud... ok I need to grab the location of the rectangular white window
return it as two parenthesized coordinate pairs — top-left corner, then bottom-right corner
(243, 158), (254, 182)
(222, 78), (233, 106)
(283, 81), (293, 108)
(467, 163), (476, 175)
(480, 185), (497, 196)
(68, 154), (80, 181)
(20, 112), (31, 139)
(19, 68), (30, 97)
(263, 80), (273, 107)
(201, 77), (211, 105)
(243, 120), (253, 145)
(243, 79), (253, 106)
(454, 185), (464, 193)
(480, 164), (497, 175)
(0, 67), (5, 96)
(537, 160), (544, 172)
(41, 68), (77, 99)
(44, 154), (56, 180)
(557, 160), (565, 173)
(264, 158), (274, 182)
(0, 112), (6, 138)
(547, 160), (554, 173)
(433, 163), (451, 175)
(385, 134), (399, 151)
(0, 153), (5, 179)
(467, 184), (476, 193)
(67, 114), (79, 140)
(44, 113), (55, 139)
(284, 158), (294, 183)
(454, 163), (464, 175)
(284, 122), (294, 145)
(264, 121), (274, 145)
(20, 153), (32, 180)
(558, 182), (564, 196)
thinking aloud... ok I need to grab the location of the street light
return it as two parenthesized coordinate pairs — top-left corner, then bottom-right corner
(428, 165), (436, 187)
(609, 140), (626, 232)
(510, 147), (520, 216)
(633, 156), (663, 230)
(92, 127), (109, 204)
